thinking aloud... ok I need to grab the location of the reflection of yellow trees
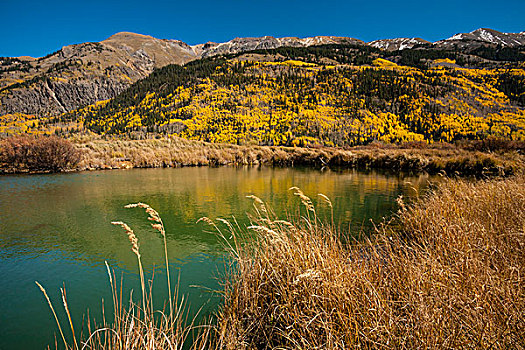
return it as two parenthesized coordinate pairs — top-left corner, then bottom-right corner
(69, 60), (525, 145)
(0, 168), (432, 270)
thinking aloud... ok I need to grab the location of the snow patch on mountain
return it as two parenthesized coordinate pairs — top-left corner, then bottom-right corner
(369, 38), (429, 51)
(443, 28), (525, 47)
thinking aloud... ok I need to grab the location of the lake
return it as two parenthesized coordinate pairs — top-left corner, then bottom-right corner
(0, 166), (434, 349)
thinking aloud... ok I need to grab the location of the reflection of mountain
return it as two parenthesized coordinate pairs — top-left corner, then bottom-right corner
(0, 167), (433, 269)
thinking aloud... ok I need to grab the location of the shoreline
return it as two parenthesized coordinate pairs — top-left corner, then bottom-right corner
(1, 136), (524, 177)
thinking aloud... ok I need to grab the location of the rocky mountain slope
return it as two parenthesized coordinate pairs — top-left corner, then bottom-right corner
(198, 36), (364, 57)
(1, 28), (523, 119)
(368, 38), (430, 51)
(0, 32), (201, 116)
(0, 33), (365, 117)
(435, 28), (525, 49)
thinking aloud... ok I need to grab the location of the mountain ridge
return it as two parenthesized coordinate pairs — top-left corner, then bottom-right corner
(435, 28), (525, 48)
(1, 27), (524, 119)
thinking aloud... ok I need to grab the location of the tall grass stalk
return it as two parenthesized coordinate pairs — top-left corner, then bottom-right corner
(124, 203), (174, 321)
(111, 221), (146, 317)
(35, 281), (68, 349)
(37, 204), (197, 350)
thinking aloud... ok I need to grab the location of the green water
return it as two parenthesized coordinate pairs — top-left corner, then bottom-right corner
(0, 167), (433, 349)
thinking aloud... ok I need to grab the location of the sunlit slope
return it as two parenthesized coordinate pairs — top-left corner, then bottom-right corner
(64, 53), (525, 146)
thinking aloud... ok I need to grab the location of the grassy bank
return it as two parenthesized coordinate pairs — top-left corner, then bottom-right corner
(1, 134), (523, 176)
(212, 176), (525, 349)
(74, 136), (524, 176)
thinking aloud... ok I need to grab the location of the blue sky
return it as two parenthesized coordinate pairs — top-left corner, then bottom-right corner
(2, 0), (524, 57)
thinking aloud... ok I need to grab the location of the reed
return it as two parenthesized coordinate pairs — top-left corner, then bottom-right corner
(69, 135), (524, 177)
(111, 221), (147, 316)
(210, 177), (525, 349)
(2, 133), (522, 176)
(36, 204), (199, 350)
(35, 281), (68, 349)
(124, 203), (174, 320)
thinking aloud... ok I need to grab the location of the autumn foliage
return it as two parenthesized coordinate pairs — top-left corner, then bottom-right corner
(0, 135), (81, 172)
(64, 56), (525, 146)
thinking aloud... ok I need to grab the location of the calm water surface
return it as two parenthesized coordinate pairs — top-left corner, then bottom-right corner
(0, 167), (434, 349)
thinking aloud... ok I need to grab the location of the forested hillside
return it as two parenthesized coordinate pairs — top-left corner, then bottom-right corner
(47, 44), (525, 146)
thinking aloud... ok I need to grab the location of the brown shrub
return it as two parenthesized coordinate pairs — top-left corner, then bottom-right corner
(0, 135), (81, 172)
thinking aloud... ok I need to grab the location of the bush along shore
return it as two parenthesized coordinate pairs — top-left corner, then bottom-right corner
(1, 134), (524, 176)
(38, 175), (525, 349)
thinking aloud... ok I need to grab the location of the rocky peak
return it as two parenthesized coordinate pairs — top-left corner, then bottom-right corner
(438, 28), (525, 47)
(200, 35), (364, 57)
(101, 32), (198, 67)
(368, 37), (430, 51)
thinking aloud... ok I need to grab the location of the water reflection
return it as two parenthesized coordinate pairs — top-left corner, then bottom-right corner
(0, 166), (434, 349)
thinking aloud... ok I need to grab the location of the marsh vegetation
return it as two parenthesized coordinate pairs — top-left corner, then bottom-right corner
(37, 175), (525, 349)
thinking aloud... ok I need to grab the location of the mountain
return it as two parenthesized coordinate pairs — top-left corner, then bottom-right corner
(101, 32), (199, 69)
(61, 50), (525, 145)
(1, 28), (524, 120)
(368, 29), (525, 52)
(0, 32), (202, 117)
(435, 28), (525, 48)
(198, 36), (364, 57)
(368, 38), (430, 51)
(0, 33), (364, 117)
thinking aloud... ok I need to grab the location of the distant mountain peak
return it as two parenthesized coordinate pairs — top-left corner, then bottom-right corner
(368, 37), (430, 51)
(198, 35), (364, 58)
(103, 31), (155, 41)
(442, 28), (525, 47)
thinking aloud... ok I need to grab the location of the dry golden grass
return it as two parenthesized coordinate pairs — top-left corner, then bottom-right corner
(210, 177), (525, 349)
(0, 133), (522, 176)
(71, 135), (524, 177)
(37, 176), (525, 349)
